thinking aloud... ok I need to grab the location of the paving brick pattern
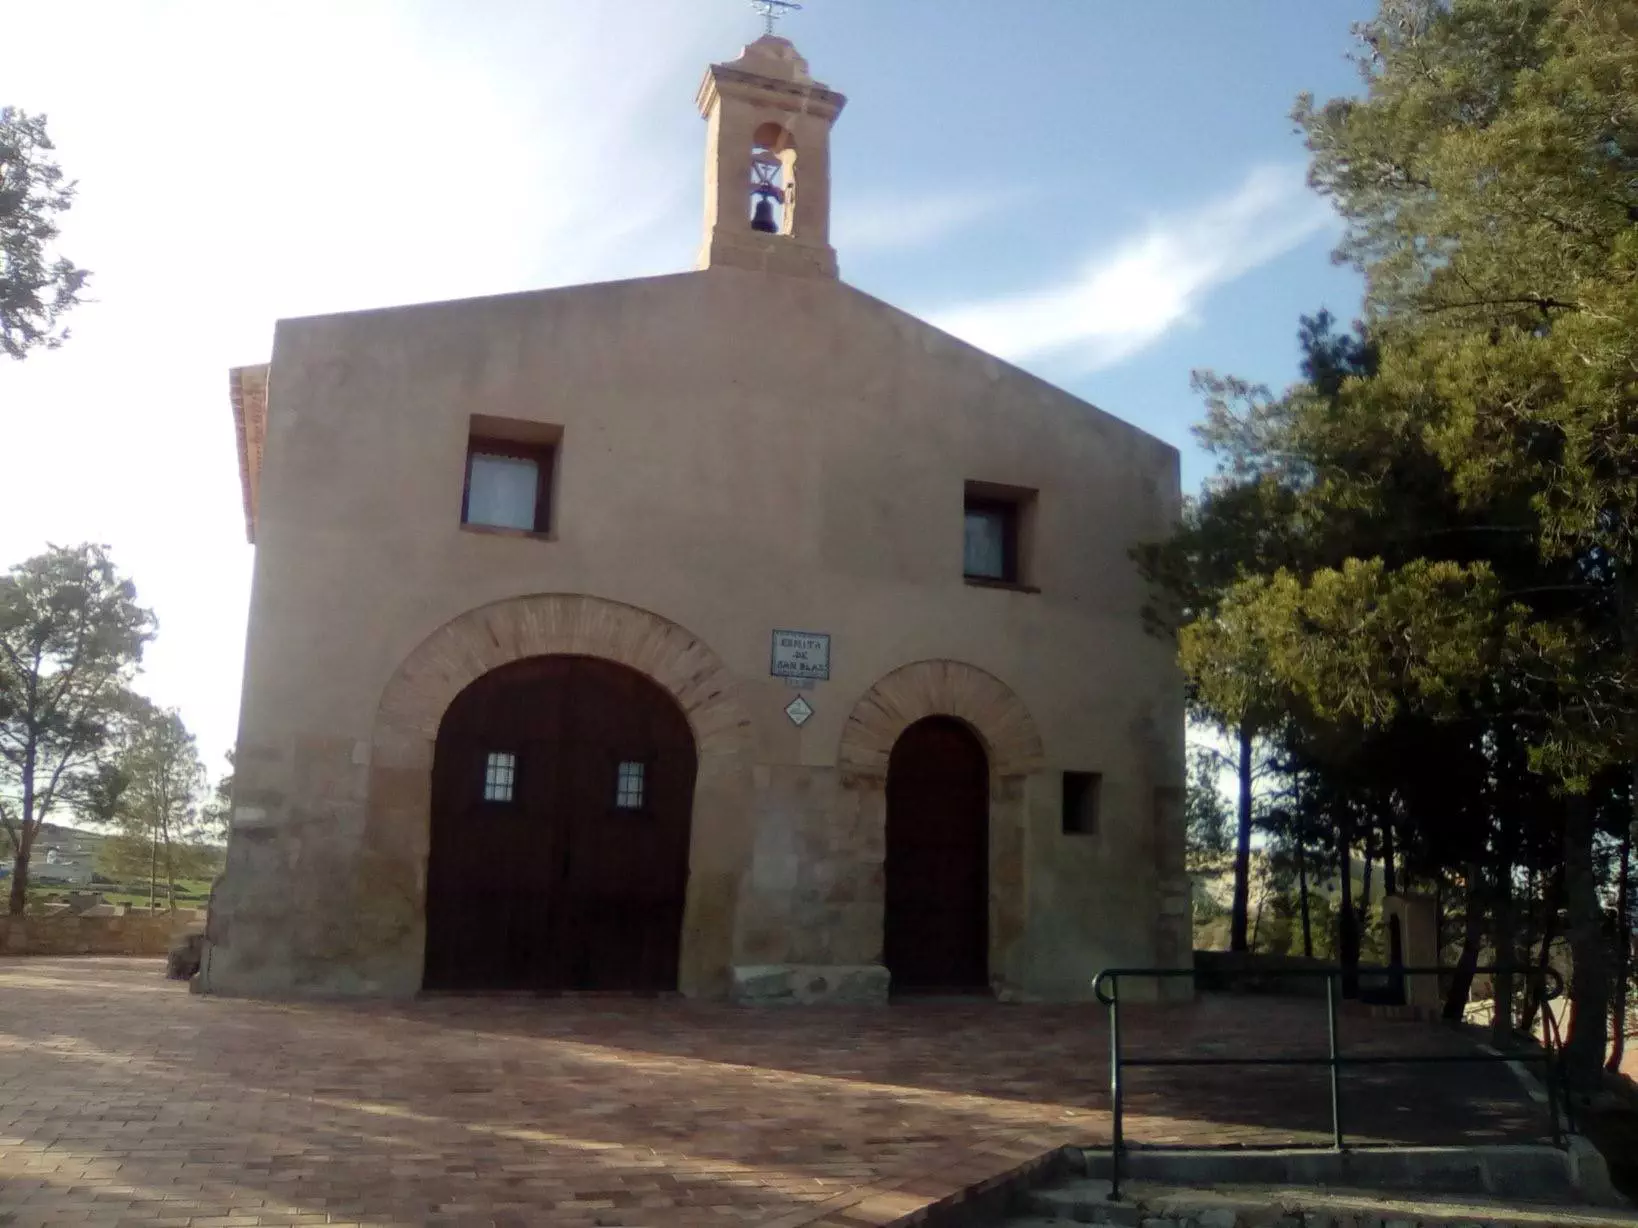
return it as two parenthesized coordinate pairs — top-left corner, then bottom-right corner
(0, 960), (1546, 1227)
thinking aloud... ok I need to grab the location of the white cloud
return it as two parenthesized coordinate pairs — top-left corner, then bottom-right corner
(833, 186), (1026, 255)
(0, 0), (748, 771)
(925, 164), (1335, 371)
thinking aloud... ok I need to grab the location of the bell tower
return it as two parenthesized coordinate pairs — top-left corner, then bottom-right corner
(696, 35), (847, 279)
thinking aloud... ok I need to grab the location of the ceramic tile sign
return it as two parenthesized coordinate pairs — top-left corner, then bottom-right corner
(784, 695), (815, 727)
(770, 629), (830, 683)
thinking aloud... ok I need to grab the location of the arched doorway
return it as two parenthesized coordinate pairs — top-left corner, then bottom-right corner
(884, 716), (990, 993)
(424, 655), (697, 992)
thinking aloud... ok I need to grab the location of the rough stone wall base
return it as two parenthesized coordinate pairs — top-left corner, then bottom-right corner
(730, 963), (889, 1005)
(0, 912), (203, 957)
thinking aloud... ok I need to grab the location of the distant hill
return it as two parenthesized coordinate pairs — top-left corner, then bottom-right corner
(0, 822), (105, 884)
(2, 822), (224, 899)
(1194, 850), (1393, 913)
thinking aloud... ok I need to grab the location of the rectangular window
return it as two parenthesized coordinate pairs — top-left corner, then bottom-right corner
(1062, 771), (1100, 835)
(962, 482), (1035, 586)
(615, 761), (646, 811)
(462, 436), (555, 534)
(483, 752), (517, 803)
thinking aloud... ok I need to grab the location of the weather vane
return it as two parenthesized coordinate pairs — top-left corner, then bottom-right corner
(752, 0), (802, 36)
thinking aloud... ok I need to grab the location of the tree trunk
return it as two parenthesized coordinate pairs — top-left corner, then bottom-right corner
(1492, 743), (1519, 1050)
(1519, 868), (1563, 1037)
(1444, 863), (1483, 1021)
(1339, 810), (1359, 996)
(1435, 879), (1445, 959)
(1230, 721), (1254, 953)
(161, 813), (176, 913)
(1382, 814), (1398, 899)
(1491, 856), (1516, 1048)
(1523, 865), (1537, 965)
(1562, 792), (1610, 1094)
(1609, 829), (1631, 1072)
(148, 823), (158, 914)
(10, 743), (38, 916)
(7, 838), (31, 916)
(1298, 841), (1314, 958)
(1356, 826), (1376, 954)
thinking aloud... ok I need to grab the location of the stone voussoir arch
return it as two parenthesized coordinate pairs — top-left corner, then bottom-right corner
(837, 659), (1046, 783)
(372, 593), (751, 770)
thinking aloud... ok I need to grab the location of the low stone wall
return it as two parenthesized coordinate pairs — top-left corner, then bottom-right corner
(0, 911), (203, 957)
(1193, 950), (1408, 1001)
(1193, 950), (1341, 998)
(730, 963), (889, 1005)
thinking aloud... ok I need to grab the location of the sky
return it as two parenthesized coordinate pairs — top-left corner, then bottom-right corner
(0, 0), (1377, 775)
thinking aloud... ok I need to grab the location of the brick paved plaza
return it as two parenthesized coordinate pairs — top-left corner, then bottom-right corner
(0, 959), (1546, 1227)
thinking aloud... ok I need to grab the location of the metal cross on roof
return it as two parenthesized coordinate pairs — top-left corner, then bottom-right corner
(751, 0), (802, 36)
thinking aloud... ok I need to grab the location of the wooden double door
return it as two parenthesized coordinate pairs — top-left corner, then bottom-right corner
(424, 656), (697, 993)
(884, 717), (991, 992)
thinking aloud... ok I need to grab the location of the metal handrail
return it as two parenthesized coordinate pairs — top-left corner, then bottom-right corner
(1091, 964), (1567, 1202)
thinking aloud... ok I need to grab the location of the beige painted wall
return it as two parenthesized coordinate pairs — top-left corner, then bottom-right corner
(202, 264), (1188, 1000)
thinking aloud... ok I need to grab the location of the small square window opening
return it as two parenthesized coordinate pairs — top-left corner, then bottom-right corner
(1062, 771), (1100, 835)
(615, 760), (646, 811)
(484, 752), (517, 803)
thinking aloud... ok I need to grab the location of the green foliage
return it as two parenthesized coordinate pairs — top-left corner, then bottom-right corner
(0, 107), (87, 359)
(199, 749), (233, 845)
(0, 545), (156, 913)
(1198, 558), (1544, 728)
(1184, 744), (1233, 872)
(1293, 0), (1638, 753)
(96, 832), (221, 887)
(1133, 0), (1638, 1085)
(1304, 890), (1339, 961)
(85, 700), (208, 911)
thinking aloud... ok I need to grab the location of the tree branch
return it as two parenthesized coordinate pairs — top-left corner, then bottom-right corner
(1421, 294), (1582, 316)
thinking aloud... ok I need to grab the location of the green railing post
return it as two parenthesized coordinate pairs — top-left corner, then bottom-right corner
(1541, 987), (1564, 1148)
(1326, 970), (1345, 1151)
(1108, 974), (1124, 1202)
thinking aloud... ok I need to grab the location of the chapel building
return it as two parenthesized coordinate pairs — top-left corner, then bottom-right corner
(201, 35), (1189, 1003)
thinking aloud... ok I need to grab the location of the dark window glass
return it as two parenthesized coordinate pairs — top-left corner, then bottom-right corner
(962, 493), (1022, 583)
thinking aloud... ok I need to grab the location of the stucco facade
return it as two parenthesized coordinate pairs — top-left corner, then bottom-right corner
(200, 35), (1188, 1003)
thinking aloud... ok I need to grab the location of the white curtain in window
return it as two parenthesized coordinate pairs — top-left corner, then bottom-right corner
(468, 454), (538, 531)
(964, 509), (1005, 578)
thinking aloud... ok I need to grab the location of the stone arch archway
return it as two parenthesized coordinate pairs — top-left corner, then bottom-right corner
(360, 594), (753, 996)
(837, 661), (1045, 996)
(838, 660), (1045, 783)
(374, 594), (749, 762)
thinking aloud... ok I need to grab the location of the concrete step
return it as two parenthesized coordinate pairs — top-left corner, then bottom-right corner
(1075, 1142), (1618, 1206)
(1002, 1177), (1638, 1227)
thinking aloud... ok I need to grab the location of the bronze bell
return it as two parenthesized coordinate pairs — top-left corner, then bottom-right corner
(751, 196), (779, 233)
